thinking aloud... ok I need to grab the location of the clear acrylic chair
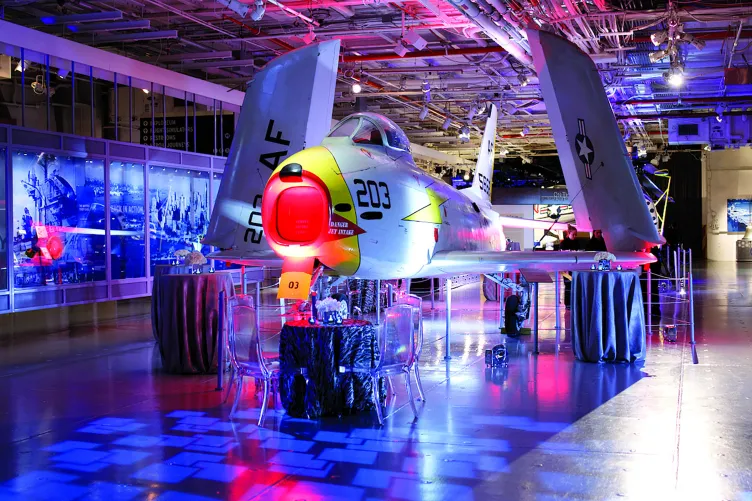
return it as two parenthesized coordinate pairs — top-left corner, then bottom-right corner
(340, 304), (419, 425)
(227, 294), (279, 425)
(397, 294), (426, 402)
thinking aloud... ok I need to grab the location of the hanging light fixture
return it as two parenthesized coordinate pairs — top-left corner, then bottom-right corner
(459, 125), (470, 143)
(419, 105), (429, 120)
(518, 73), (529, 87)
(352, 82), (362, 94)
(521, 126), (530, 137)
(441, 115), (451, 130)
(421, 79), (431, 103)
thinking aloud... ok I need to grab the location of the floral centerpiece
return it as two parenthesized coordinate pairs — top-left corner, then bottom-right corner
(316, 297), (348, 324)
(185, 251), (207, 266)
(593, 251), (617, 271)
(174, 249), (190, 264)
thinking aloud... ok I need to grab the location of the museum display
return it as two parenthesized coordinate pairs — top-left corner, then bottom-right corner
(12, 151), (106, 287)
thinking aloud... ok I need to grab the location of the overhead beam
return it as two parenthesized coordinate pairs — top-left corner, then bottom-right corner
(93, 30), (179, 43)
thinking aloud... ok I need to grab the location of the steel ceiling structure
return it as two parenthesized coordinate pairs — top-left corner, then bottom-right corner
(2, 0), (752, 166)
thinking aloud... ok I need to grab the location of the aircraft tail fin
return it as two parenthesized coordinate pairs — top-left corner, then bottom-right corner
(204, 40), (340, 255)
(526, 29), (661, 251)
(469, 103), (497, 202)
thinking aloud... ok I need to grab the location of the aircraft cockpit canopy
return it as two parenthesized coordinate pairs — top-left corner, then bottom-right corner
(327, 113), (411, 153)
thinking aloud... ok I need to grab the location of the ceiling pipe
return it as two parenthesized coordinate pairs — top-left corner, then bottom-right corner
(170, 59), (258, 70)
(156, 51), (235, 62)
(342, 46), (505, 62)
(40, 11), (123, 24)
(616, 111), (752, 120)
(69, 20), (151, 32)
(633, 29), (752, 44)
(445, 0), (533, 66)
(93, 30), (178, 43)
(614, 96), (752, 105)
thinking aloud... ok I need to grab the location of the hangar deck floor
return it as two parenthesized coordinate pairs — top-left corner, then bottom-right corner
(0, 262), (750, 501)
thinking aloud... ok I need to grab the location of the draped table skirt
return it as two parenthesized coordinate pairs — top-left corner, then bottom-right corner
(572, 271), (646, 364)
(152, 271), (234, 374)
(279, 319), (386, 418)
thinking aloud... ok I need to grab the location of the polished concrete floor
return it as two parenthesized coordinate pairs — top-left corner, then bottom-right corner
(0, 263), (750, 500)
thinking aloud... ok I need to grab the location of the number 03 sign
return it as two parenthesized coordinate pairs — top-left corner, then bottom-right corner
(278, 257), (316, 300)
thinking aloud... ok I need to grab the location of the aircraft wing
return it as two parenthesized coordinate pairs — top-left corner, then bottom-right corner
(426, 250), (655, 276)
(497, 216), (570, 231)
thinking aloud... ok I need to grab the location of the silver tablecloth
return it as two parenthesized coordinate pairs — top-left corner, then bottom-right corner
(151, 271), (234, 374)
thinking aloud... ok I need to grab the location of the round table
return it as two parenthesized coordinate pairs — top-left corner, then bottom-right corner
(152, 271), (234, 374)
(279, 319), (386, 418)
(571, 271), (646, 363)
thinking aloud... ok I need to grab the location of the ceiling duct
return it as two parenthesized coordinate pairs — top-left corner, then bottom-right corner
(445, 0), (532, 67)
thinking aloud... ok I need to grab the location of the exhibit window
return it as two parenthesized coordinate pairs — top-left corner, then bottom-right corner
(12, 151), (106, 288)
(0, 148), (7, 291)
(110, 161), (146, 279)
(148, 166), (210, 273)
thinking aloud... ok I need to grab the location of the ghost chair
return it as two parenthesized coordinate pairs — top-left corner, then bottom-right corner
(227, 294), (280, 426)
(397, 293), (426, 402)
(340, 304), (419, 425)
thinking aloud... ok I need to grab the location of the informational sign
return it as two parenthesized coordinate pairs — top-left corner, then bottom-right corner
(140, 115), (235, 156)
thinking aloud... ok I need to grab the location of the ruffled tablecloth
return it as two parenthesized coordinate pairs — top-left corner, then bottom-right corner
(572, 271), (646, 363)
(152, 271), (234, 373)
(279, 319), (386, 418)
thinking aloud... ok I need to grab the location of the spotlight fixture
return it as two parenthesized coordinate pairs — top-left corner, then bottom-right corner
(499, 147), (509, 156)
(216, 0), (250, 18)
(57, 68), (69, 79)
(352, 82), (362, 94)
(463, 171), (470, 181)
(650, 31), (668, 47)
(142, 88), (150, 94)
(517, 73), (529, 87)
(467, 102), (479, 121)
(419, 105), (429, 120)
(421, 79), (431, 103)
(637, 144), (647, 158)
(31, 75), (45, 95)
(441, 116), (451, 130)
(250, 0), (266, 21)
(302, 27), (316, 45)
(403, 30), (428, 50)
(459, 125), (470, 143)
(716, 114), (723, 123)
(14, 60), (29, 72)
(663, 63), (684, 87)
(521, 126), (530, 137)
(649, 50), (668, 63)
(393, 41), (409, 57)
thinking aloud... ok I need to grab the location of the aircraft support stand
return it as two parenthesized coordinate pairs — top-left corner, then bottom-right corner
(444, 278), (452, 361)
(533, 282), (539, 354)
(431, 277), (435, 310)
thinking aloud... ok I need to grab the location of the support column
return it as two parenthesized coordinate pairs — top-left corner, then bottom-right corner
(431, 277), (435, 310)
(444, 278), (452, 361)
(532, 282), (539, 354)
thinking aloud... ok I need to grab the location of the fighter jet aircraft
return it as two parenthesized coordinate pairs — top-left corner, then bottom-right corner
(205, 30), (661, 300)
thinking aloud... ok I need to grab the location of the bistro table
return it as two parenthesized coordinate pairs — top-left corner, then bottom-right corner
(152, 271), (234, 373)
(571, 270), (646, 363)
(279, 319), (386, 418)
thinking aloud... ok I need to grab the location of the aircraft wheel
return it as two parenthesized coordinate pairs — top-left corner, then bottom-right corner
(504, 295), (523, 337)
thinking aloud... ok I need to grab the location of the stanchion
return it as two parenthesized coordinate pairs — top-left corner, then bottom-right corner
(216, 290), (225, 391)
(375, 279), (381, 325)
(255, 280), (261, 335)
(689, 249), (695, 345)
(674, 248), (679, 283)
(554, 271), (561, 335)
(241, 265), (246, 295)
(532, 282), (539, 354)
(387, 283), (394, 307)
(499, 281), (504, 331)
(444, 278), (452, 360)
(647, 267), (652, 335)
(280, 298), (286, 326)
(431, 277), (435, 310)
